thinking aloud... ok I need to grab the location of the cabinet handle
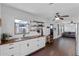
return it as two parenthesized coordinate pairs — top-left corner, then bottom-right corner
(27, 43), (29, 47)
(9, 47), (14, 49)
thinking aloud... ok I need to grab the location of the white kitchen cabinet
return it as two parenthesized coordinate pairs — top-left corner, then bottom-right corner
(28, 39), (38, 54)
(20, 40), (32, 56)
(31, 38), (40, 50)
(0, 45), (11, 56)
(20, 37), (46, 56)
(0, 42), (21, 56)
(40, 37), (46, 47)
(0, 36), (46, 56)
(36, 37), (46, 49)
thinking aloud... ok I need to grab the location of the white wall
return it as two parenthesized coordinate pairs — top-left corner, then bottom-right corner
(0, 4), (1, 40)
(53, 23), (63, 39)
(43, 22), (50, 36)
(1, 4), (46, 39)
(76, 23), (79, 55)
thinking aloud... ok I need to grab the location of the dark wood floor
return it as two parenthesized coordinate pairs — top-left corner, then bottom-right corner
(30, 37), (76, 56)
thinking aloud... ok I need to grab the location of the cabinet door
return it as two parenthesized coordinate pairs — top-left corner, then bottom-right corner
(0, 44), (15, 56)
(0, 44), (11, 56)
(30, 38), (39, 52)
(31, 37), (46, 51)
(37, 37), (46, 49)
(0, 42), (20, 56)
(27, 39), (38, 54)
(12, 42), (21, 56)
(20, 40), (31, 56)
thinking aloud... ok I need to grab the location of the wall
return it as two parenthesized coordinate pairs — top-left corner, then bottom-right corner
(43, 22), (50, 36)
(42, 19), (63, 39)
(76, 23), (79, 55)
(43, 19), (63, 39)
(1, 4), (46, 39)
(53, 23), (63, 39)
(0, 4), (1, 40)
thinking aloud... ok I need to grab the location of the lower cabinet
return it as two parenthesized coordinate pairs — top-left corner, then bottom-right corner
(0, 37), (46, 56)
(0, 42), (21, 56)
(20, 40), (33, 56)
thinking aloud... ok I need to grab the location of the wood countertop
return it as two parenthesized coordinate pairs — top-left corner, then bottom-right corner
(0, 35), (46, 45)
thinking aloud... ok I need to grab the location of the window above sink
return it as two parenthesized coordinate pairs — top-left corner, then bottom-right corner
(14, 19), (30, 35)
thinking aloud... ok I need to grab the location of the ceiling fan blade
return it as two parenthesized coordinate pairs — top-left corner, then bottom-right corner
(61, 15), (69, 17)
(56, 13), (60, 17)
(59, 17), (64, 20)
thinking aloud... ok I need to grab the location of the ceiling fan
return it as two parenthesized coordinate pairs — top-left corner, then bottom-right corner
(54, 12), (69, 20)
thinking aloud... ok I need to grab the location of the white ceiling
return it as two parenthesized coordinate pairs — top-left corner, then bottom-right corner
(5, 3), (79, 20)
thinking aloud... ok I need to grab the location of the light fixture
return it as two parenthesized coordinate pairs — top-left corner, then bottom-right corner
(50, 24), (53, 29)
(15, 19), (27, 24)
(55, 17), (60, 20)
(15, 19), (21, 23)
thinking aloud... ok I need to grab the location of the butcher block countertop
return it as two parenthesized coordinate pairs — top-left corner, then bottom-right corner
(0, 35), (46, 45)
